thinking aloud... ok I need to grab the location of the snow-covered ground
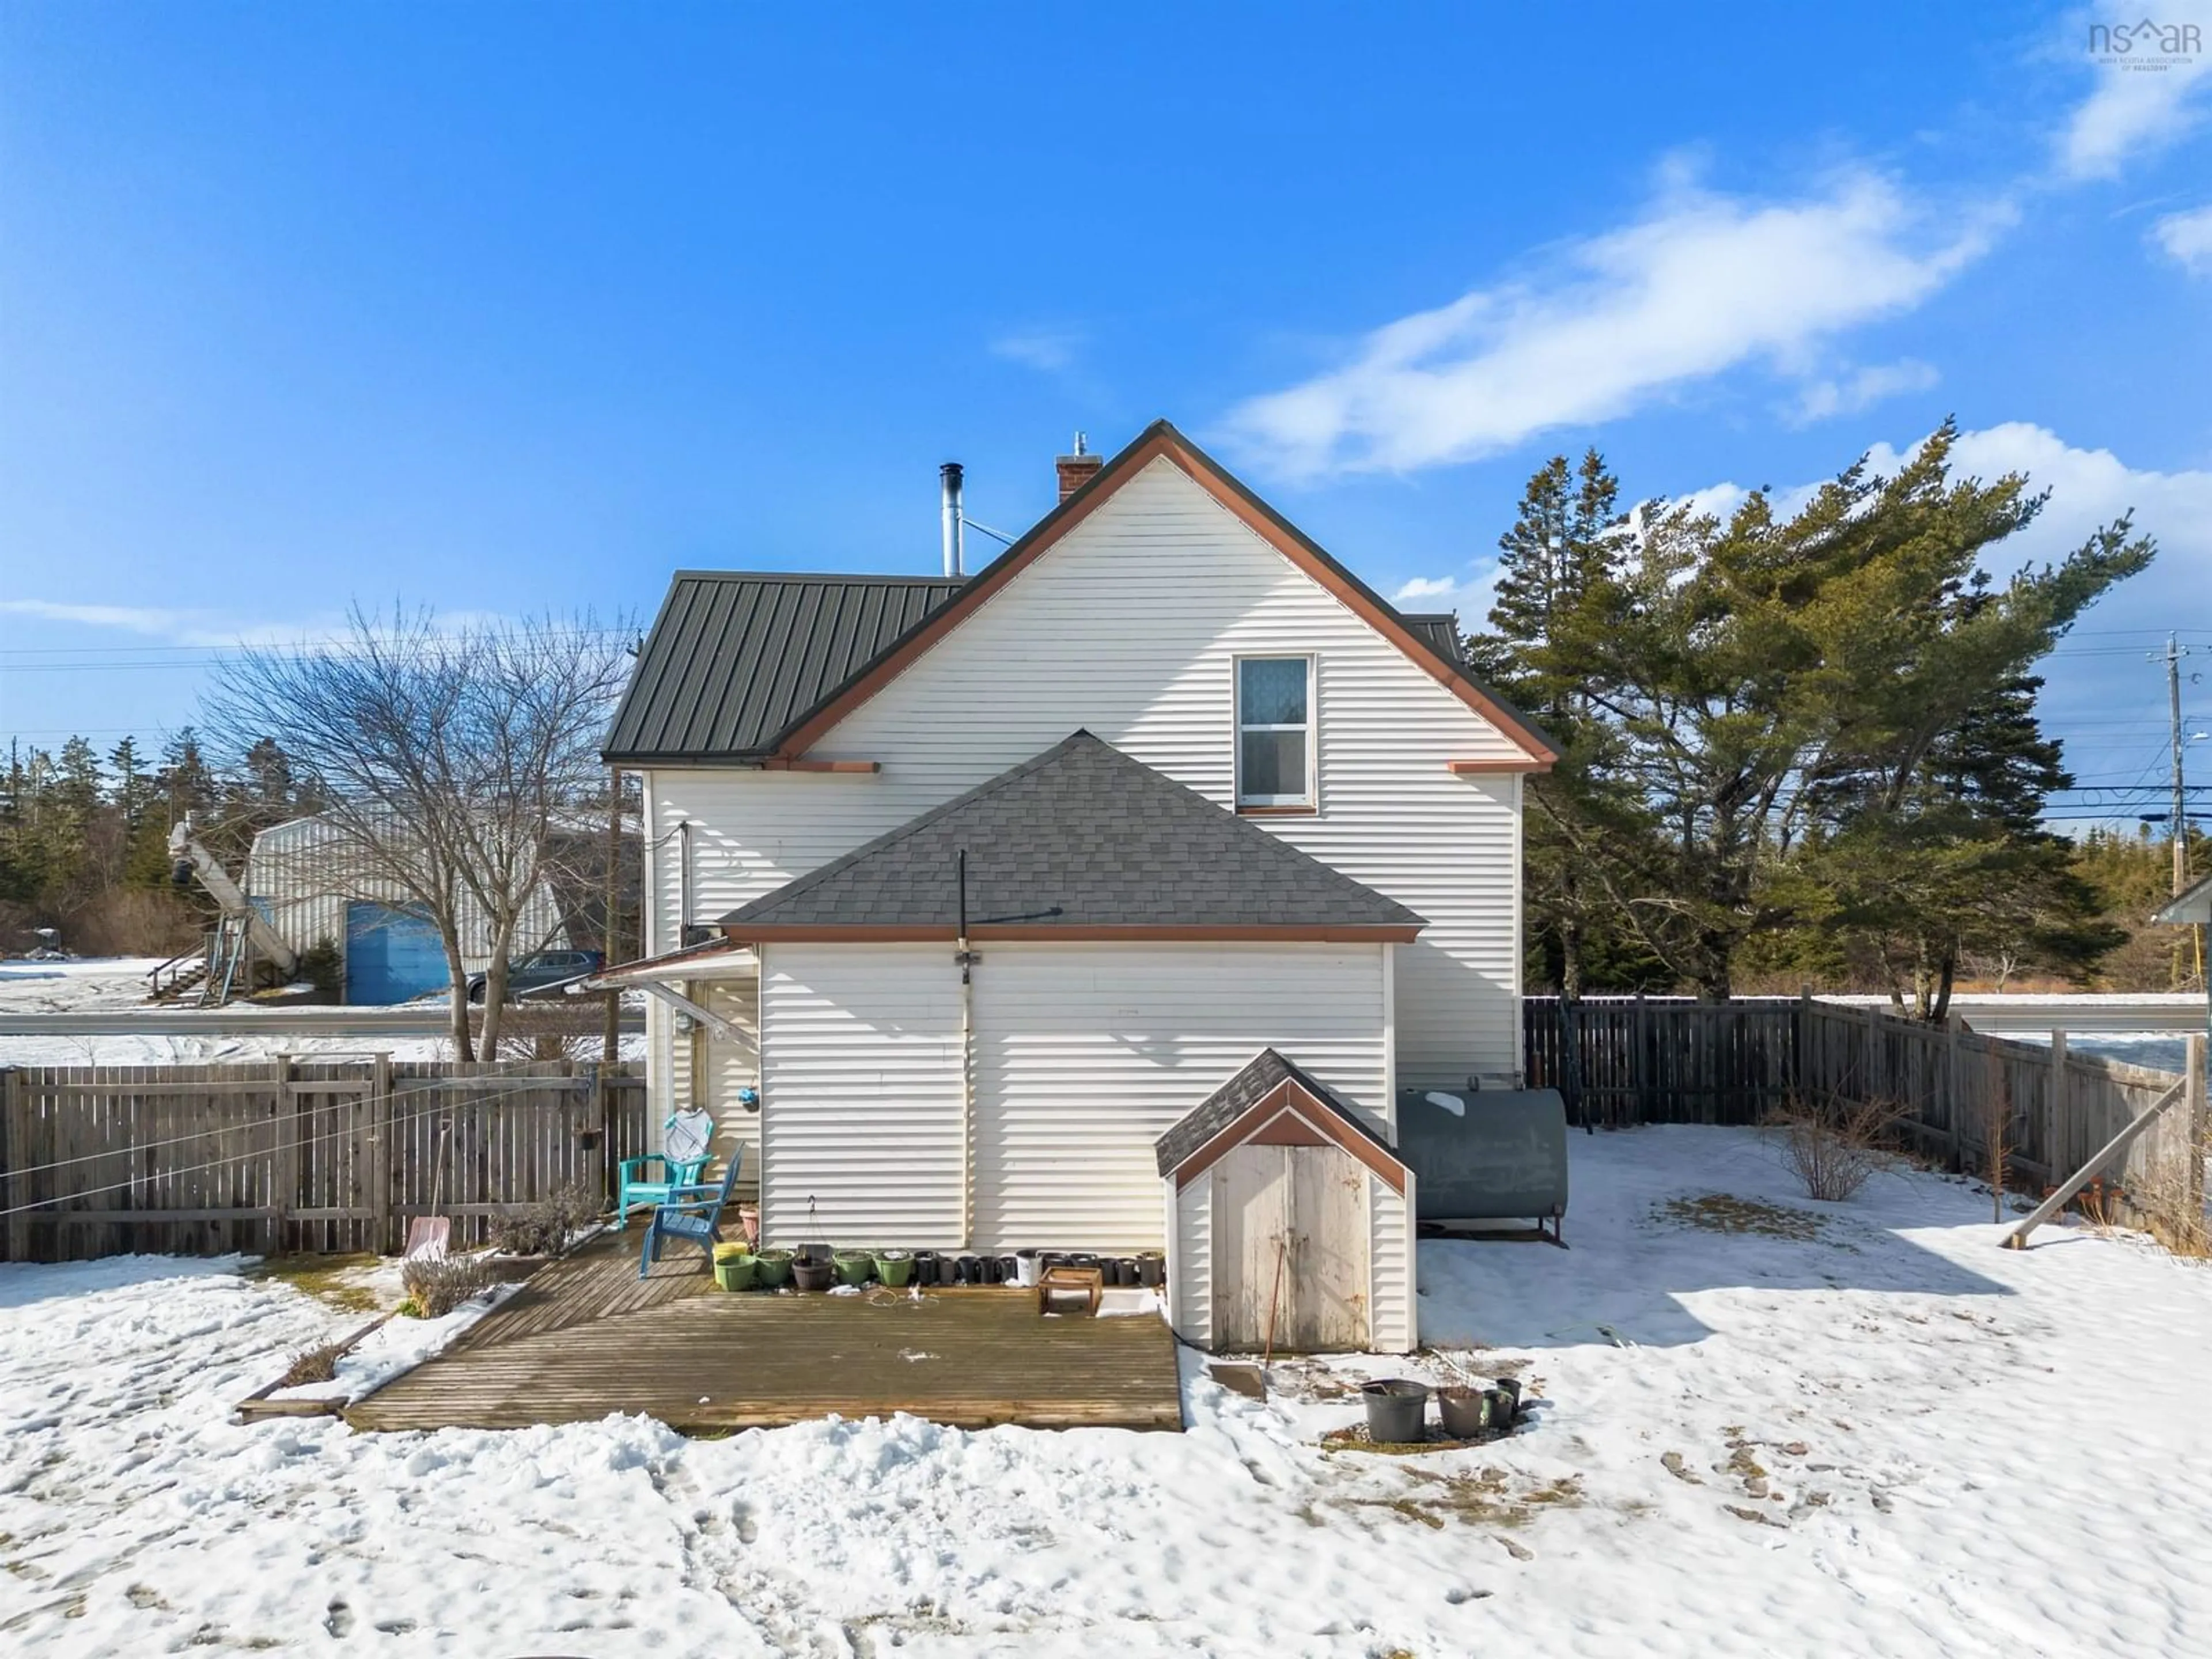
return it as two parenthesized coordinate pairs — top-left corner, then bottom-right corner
(4, 1126), (2211, 1657)
(0, 957), (643, 1066)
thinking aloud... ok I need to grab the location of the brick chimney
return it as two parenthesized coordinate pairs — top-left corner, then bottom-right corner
(1055, 431), (1103, 502)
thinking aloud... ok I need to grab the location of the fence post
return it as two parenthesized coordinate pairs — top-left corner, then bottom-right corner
(2046, 1031), (2067, 1192)
(1944, 1014), (1961, 1171)
(2186, 1033), (2207, 1220)
(2, 1068), (21, 1264)
(1632, 995), (1650, 1126)
(272, 1054), (296, 1255)
(370, 1052), (394, 1255)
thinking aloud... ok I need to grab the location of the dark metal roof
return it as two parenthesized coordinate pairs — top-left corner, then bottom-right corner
(719, 731), (1425, 935)
(604, 573), (965, 763)
(1398, 613), (1465, 664)
(1154, 1048), (1402, 1176)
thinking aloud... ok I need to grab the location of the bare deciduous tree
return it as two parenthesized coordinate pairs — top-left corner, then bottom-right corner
(203, 607), (631, 1059)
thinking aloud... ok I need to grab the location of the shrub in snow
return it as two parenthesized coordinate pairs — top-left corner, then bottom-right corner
(488, 1180), (601, 1256)
(1770, 1094), (1901, 1202)
(399, 1253), (495, 1319)
(278, 1338), (349, 1388)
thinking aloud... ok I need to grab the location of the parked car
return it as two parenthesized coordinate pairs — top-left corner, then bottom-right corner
(465, 949), (604, 1005)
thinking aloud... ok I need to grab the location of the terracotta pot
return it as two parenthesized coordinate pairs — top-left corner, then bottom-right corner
(737, 1205), (761, 1248)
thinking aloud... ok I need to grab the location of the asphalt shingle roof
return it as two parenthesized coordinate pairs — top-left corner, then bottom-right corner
(1153, 1047), (1402, 1176)
(604, 572), (965, 763)
(719, 732), (1425, 935)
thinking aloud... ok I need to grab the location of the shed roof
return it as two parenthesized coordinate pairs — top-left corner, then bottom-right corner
(1153, 1047), (1409, 1192)
(718, 731), (1425, 941)
(604, 572), (965, 763)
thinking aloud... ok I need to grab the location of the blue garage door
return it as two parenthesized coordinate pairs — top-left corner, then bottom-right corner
(344, 902), (446, 1005)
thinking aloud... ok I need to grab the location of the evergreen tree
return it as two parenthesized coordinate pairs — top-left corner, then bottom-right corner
(1529, 421), (2153, 1000)
(1470, 450), (1661, 994)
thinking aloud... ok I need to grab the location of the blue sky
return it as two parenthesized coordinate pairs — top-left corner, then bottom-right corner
(3, 2), (2209, 816)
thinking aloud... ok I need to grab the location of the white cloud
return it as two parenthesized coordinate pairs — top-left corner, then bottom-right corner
(2152, 202), (2212, 272)
(1225, 172), (2002, 477)
(1389, 567), (1501, 628)
(988, 328), (1084, 373)
(1790, 359), (1940, 425)
(2057, 2), (2212, 179)
(1391, 576), (1459, 602)
(0, 599), (209, 637)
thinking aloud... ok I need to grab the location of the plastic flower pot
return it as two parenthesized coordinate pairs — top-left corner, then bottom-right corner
(1495, 1377), (1522, 1417)
(1135, 1251), (1164, 1289)
(1360, 1379), (1430, 1445)
(752, 1249), (793, 1289)
(713, 1254), (758, 1293)
(712, 1241), (749, 1262)
(736, 1205), (761, 1248)
(1435, 1385), (1490, 1440)
(792, 1245), (835, 1292)
(1484, 1387), (1516, 1430)
(832, 1251), (875, 1287)
(873, 1250), (914, 1288)
(1013, 1249), (1040, 1288)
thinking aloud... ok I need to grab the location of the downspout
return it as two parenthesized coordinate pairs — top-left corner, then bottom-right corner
(956, 849), (978, 1248)
(677, 819), (694, 944)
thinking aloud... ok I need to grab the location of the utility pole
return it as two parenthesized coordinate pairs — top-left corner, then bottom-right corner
(2161, 633), (2195, 899)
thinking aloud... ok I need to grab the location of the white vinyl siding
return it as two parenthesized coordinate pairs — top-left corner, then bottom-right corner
(969, 943), (1388, 1252)
(641, 453), (1525, 1093)
(752, 941), (1388, 1258)
(1369, 1173), (1415, 1353)
(755, 945), (965, 1248)
(1169, 1179), (1211, 1348)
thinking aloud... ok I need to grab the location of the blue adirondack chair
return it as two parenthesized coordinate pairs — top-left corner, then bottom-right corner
(614, 1107), (717, 1229)
(638, 1150), (745, 1278)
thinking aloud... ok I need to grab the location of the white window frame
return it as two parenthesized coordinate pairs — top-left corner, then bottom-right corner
(1233, 653), (1317, 809)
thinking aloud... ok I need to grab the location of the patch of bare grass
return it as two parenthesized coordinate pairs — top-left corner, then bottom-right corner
(246, 1255), (382, 1315)
(1655, 1193), (1830, 1243)
(1343, 1467), (1584, 1529)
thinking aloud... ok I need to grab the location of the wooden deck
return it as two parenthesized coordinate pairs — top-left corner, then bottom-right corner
(347, 1234), (1185, 1434)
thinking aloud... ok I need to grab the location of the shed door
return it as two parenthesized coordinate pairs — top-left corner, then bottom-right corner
(344, 902), (446, 1005)
(1211, 1144), (1370, 1353)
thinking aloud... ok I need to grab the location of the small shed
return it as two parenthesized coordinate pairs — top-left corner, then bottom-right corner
(1157, 1049), (1417, 1355)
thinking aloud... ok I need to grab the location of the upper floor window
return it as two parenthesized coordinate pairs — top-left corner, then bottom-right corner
(1236, 656), (1313, 809)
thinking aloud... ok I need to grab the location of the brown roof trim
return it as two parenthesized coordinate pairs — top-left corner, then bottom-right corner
(1169, 1079), (1410, 1196)
(767, 420), (1556, 765)
(726, 922), (1421, 945)
(760, 757), (881, 773)
(1445, 757), (1550, 776)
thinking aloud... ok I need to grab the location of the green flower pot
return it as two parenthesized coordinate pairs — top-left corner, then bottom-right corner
(873, 1250), (913, 1287)
(751, 1249), (793, 1289)
(713, 1253), (758, 1291)
(832, 1251), (875, 1287)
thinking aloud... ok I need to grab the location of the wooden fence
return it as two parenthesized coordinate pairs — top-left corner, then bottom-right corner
(0, 1059), (650, 1264)
(1525, 996), (2209, 1236)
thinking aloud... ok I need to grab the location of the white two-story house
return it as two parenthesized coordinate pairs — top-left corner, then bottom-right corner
(600, 421), (1553, 1352)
